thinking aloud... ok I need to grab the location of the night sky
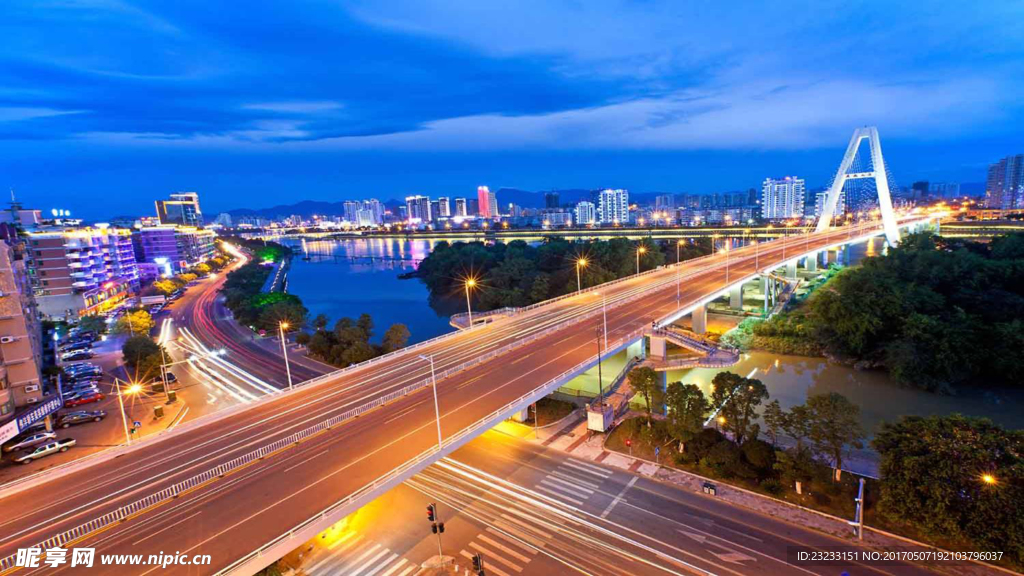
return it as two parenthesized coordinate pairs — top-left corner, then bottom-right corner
(2, 1), (1022, 218)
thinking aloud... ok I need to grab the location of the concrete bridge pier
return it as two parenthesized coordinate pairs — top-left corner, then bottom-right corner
(691, 303), (707, 334)
(836, 244), (847, 266)
(627, 338), (646, 361)
(650, 335), (667, 361)
(786, 261), (798, 279)
(761, 275), (771, 314)
(511, 406), (530, 423)
(729, 283), (744, 310)
(805, 251), (818, 272)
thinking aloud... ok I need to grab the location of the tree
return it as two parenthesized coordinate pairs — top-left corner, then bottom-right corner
(152, 279), (180, 296)
(257, 301), (307, 332)
(312, 313), (329, 332)
(176, 273), (198, 284)
(382, 324), (411, 353)
(873, 415), (1024, 562)
(121, 336), (164, 381)
(664, 382), (708, 451)
(340, 341), (375, 366)
(783, 404), (813, 452)
(194, 263), (212, 275)
(627, 366), (661, 424)
(806, 392), (864, 479)
(762, 399), (787, 446)
(113, 309), (155, 336)
(77, 315), (107, 335)
(710, 372), (768, 445)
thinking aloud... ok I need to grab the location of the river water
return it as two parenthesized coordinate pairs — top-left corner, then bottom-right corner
(279, 235), (1024, 433)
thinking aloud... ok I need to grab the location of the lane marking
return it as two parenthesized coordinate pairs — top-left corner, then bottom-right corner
(600, 476), (638, 519)
(131, 511), (202, 546)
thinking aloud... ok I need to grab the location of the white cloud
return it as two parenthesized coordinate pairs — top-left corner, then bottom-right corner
(243, 101), (345, 114)
(0, 107), (83, 122)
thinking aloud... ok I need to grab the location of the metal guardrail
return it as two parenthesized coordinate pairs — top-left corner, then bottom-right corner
(449, 306), (519, 329)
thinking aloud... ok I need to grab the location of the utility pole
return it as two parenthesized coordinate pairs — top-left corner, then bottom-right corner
(427, 503), (445, 564)
(595, 327), (604, 405)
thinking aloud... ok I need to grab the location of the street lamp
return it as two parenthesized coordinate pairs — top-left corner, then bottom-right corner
(721, 243), (730, 284)
(279, 321), (293, 390)
(464, 278), (477, 327)
(981, 473), (997, 485)
(576, 258), (588, 293)
(636, 245), (647, 275)
(594, 292), (608, 349)
(115, 379), (143, 445)
(676, 240), (685, 301)
(419, 354), (444, 451)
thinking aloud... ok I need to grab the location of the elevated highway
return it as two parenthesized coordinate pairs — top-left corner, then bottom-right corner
(0, 216), (931, 575)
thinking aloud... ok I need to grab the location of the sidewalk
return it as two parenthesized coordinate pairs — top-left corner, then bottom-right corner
(511, 413), (1014, 576)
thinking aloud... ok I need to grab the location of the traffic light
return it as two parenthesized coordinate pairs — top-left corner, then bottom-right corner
(625, 439), (632, 447)
(426, 504), (435, 522)
(472, 553), (484, 574)
(431, 521), (445, 534)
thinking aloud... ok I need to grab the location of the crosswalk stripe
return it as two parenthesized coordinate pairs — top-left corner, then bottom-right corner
(328, 531), (357, 550)
(498, 514), (552, 539)
(568, 458), (612, 475)
(535, 484), (585, 505)
(469, 542), (522, 573)
(560, 460), (611, 478)
(308, 535), (364, 573)
(340, 544), (382, 573)
(492, 522), (548, 550)
(549, 470), (601, 490)
(485, 527), (538, 555)
(477, 534), (532, 563)
(379, 558), (410, 576)
(395, 566), (416, 576)
(356, 552), (398, 576)
(542, 475), (595, 495)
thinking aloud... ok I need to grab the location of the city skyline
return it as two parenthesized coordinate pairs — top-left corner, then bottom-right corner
(1, 1), (1021, 218)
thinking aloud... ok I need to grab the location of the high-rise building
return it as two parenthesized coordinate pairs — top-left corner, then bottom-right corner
(761, 177), (805, 220)
(986, 155), (1024, 209)
(364, 199), (384, 225)
(0, 236), (44, 414)
(437, 197), (451, 218)
(405, 196), (432, 223)
(454, 198), (468, 217)
(574, 201), (597, 225)
(596, 189), (629, 224)
(156, 192), (202, 227)
(132, 225), (216, 277)
(814, 190), (846, 219)
(544, 192), (560, 209)
(26, 227), (140, 318)
(342, 200), (361, 224)
(929, 182), (961, 199)
(212, 213), (233, 227)
(477, 186), (499, 219)
(655, 194), (675, 211)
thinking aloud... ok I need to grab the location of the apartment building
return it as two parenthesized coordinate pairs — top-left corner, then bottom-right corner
(26, 227), (140, 318)
(132, 225), (216, 278)
(0, 237), (44, 419)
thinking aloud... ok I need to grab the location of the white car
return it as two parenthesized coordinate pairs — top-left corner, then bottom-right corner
(13, 438), (76, 464)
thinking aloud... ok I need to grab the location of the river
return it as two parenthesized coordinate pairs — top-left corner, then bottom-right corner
(278, 235), (1024, 434)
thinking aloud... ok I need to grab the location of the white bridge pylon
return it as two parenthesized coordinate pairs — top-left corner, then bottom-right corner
(815, 126), (900, 246)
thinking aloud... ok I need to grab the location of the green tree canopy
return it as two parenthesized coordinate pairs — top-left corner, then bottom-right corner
(627, 366), (662, 423)
(664, 382), (709, 450)
(710, 371), (768, 445)
(805, 392), (864, 477)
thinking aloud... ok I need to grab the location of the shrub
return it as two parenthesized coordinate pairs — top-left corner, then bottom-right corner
(760, 478), (783, 495)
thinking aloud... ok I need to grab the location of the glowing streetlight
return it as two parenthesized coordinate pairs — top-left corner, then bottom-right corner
(576, 258), (588, 293)
(636, 245), (647, 275)
(981, 473), (997, 485)
(279, 321), (293, 390)
(717, 415), (726, 430)
(464, 278), (477, 327)
(115, 379), (144, 445)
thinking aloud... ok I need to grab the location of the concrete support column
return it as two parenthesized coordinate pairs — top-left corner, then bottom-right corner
(786, 261), (798, 279)
(691, 303), (707, 335)
(650, 335), (667, 361)
(729, 284), (743, 310)
(627, 337), (646, 361)
(511, 407), (529, 423)
(762, 276), (770, 314)
(837, 244), (847, 266)
(805, 251), (817, 272)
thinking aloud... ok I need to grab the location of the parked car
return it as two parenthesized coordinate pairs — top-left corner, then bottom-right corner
(65, 363), (101, 375)
(2, 431), (57, 453)
(66, 375), (101, 386)
(64, 391), (104, 407)
(56, 411), (107, 428)
(65, 386), (100, 398)
(13, 439), (76, 464)
(61, 351), (94, 362)
(59, 342), (91, 354)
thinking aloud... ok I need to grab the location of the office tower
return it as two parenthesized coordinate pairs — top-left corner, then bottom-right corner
(405, 196), (432, 223)
(760, 177), (805, 220)
(574, 201), (596, 225)
(132, 225), (216, 277)
(468, 199), (479, 215)
(429, 200), (440, 222)
(454, 198), (468, 217)
(156, 192), (203, 227)
(655, 194), (675, 211)
(343, 201), (362, 223)
(986, 155), (1024, 209)
(544, 192), (560, 209)
(436, 197), (451, 218)
(477, 186), (499, 219)
(596, 189), (629, 224)
(928, 182), (960, 199)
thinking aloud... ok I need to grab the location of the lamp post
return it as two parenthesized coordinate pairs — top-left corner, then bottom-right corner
(636, 245), (647, 275)
(595, 292), (608, 349)
(723, 242), (730, 284)
(464, 278), (476, 327)
(116, 380), (143, 445)
(279, 321), (293, 390)
(676, 240), (684, 301)
(159, 347), (227, 401)
(419, 354), (443, 451)
(576, 258), (587, 293)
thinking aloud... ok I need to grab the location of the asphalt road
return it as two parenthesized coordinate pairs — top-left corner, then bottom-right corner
(292, 429), (944, 576)
(0, 219), (925, 575)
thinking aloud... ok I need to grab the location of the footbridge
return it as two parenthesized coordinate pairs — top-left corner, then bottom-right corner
(0, 132), (934, 576)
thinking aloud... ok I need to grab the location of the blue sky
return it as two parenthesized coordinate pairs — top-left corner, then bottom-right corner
(1, 1), (1022, 218)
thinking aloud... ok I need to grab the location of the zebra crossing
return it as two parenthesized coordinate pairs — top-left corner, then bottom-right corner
(459, 525), (539, 576)
(306, 532), (416, 576)
(533, 457), (613, 507)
